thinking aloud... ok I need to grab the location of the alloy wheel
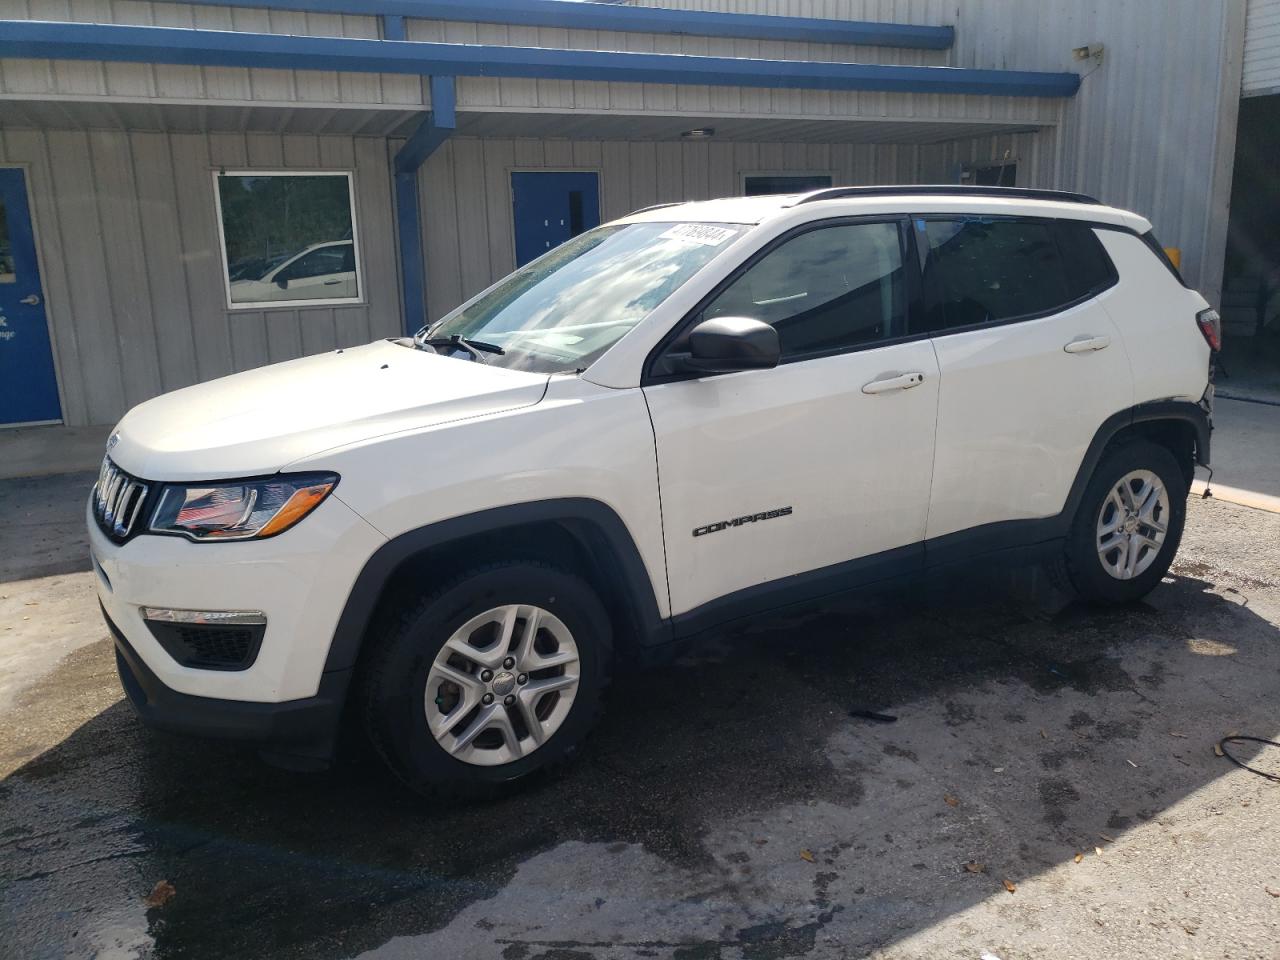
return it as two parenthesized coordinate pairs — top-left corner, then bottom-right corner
(424, 604), (580, 766)
(1095, 468), (1170, 580)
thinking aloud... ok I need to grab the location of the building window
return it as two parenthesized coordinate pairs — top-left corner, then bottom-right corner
(213, 171), (362, 308)
(743, 174), (833, 196)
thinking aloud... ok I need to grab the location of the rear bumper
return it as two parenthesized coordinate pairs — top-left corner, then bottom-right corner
(106, 605), (349, 767)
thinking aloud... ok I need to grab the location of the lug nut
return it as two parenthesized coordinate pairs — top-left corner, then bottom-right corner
(502, 656), (516, 669)
(482, 693), (494, 705)
(517, 673), (528, 685)
(503, 694), (516, 706)
(480, 669), (494, 682)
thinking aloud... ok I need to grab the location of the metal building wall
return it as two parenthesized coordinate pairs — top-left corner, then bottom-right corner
(0, 128), (401, 426)
(415, 129), (1051, 323)
(0, 0), (426, 116)
(0, 0), (1053, 131)
(1244, 0), (1280, 96)
(644, 0), (1249, 305)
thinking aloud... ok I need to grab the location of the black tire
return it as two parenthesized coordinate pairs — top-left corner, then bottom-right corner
(360, 561), (612, 798)
(1057, 439), (1188, 605)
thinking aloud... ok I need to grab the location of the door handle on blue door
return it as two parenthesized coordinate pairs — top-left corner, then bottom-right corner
(19, 294), (40, 306)
(862, 371), (926, 395)
(1063, 335), (1110, 354)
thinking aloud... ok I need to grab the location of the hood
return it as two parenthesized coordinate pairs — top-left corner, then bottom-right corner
(109, 340), (548, 480)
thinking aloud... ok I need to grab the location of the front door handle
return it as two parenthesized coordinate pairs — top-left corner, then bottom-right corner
(1064, 334), (1111, 354)
(862, 371), (926, 395)
(19, 294), (40, 306)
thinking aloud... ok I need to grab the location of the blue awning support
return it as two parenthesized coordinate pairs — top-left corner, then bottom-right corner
(163, 0), (955, 50)
(0, 21), (1080, 98)
(394, 76), (455, 335)
(381, 15), (407, 41)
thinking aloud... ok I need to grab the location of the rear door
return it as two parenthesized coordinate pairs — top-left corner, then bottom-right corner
(643, 218), (940, 623)
(915, 215), (1132, 544)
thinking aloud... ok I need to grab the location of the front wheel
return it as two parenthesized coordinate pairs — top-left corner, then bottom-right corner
(1058, 439), (1188, 605)
(360, 561), (612, 797)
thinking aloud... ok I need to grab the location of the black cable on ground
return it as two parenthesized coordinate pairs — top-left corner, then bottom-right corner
(1218, 735), (1280, 783)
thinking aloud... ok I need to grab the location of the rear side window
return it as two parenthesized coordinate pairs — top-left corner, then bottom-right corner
(914, 218), (1116, 333)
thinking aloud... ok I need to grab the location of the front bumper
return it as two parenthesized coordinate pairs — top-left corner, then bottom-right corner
(106, 605), (348, 766)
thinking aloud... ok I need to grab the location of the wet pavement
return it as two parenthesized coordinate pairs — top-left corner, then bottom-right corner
(2, 476), (1279, 959)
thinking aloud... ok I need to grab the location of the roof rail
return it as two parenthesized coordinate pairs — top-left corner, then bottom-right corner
(787, 185), (1103, 206)
(628, 201), (685, 216)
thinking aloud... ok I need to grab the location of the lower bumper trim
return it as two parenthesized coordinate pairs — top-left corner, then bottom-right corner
(104, 604), (348, 764)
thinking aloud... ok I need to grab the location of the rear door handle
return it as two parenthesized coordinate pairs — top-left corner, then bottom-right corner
(1064, 334), (1111, 354)
(862, 371), (926, 395)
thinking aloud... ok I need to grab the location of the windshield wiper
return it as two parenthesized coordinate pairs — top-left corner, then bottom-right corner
(414, 333), (505, 362)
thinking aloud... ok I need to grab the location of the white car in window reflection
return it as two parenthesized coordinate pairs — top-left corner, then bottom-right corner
(228, 240), (357, 303)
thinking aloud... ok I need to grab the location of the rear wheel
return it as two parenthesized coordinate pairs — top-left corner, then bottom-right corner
(1059, 439), (1188, 605)
(361, 561), (611, 797)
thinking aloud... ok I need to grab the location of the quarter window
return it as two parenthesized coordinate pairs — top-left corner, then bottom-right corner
(700, 222), (906, 359)
(214, 172), (361, 308)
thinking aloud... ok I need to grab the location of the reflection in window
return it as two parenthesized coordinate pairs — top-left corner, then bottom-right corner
(703, 222), (904, 358)
(918, 219), (1070, 331)
(215, 172), (360, 306)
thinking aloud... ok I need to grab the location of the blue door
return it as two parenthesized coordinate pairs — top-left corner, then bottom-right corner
(511, 172), (601, 268)
(0, 168), (61, 426)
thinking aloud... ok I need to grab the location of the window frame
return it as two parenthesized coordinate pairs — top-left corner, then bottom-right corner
(909, 213), (1120, 340)
(643, 214), (925, 385)
(211, 169), (365, 312)
(740, 171), (836, 197)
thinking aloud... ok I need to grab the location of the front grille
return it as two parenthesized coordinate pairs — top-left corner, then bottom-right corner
(93, 457), (150, 541)
(145, 620), (266, 671)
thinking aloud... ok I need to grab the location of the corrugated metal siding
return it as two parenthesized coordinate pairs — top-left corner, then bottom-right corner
(1244, 0), (1280, 95)
(0, 0), (426, 108)
(0, 128), (402, 425)
(417, 132), (1045, 323)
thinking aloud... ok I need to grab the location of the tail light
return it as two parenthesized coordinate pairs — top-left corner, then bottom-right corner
(1196, 308), (1221, 352)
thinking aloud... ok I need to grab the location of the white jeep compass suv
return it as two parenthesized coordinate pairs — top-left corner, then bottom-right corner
(89, 186), (1217, 795)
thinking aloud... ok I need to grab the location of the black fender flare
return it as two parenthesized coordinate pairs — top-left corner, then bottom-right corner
(322, 498), (670, 676)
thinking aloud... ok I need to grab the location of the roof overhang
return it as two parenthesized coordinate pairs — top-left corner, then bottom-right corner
(0, 20), (1081, 99)
(0, 97), (1052, 144)
(164, 0), (958, 50)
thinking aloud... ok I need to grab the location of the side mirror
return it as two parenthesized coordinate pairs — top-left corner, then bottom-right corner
(275, 275), (290, 289)
(671, 317), (780, 375)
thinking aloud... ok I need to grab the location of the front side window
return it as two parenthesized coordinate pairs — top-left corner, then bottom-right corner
(423, 221), (748, 374)
(214, 172), (361, 308)
(699, 221), (905, 359)
(915, 218), (1073, 332)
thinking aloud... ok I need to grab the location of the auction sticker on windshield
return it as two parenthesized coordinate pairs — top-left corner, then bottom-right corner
(659, 224), (739, 246)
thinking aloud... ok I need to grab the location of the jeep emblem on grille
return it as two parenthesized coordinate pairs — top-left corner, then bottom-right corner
(106, 432), (119, 451)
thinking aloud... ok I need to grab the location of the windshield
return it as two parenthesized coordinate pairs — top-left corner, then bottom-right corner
(419, 221), (747, 373)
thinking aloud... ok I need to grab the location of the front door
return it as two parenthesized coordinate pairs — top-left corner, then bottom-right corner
(644, 219), (939, 623)
(0, 168), (60, 426)
(511, 172), (601, 267)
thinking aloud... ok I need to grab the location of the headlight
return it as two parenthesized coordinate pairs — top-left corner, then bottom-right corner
(148, 473), (338, 542)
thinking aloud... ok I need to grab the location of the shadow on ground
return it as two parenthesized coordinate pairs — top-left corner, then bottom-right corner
(3, 551), (1278, 959)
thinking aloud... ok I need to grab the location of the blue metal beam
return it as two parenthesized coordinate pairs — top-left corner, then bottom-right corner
(394, 76), (456, 334)
(162, 0), (954, 50)
(381, 15), (407, 41)
(0, 21), (1079, 97)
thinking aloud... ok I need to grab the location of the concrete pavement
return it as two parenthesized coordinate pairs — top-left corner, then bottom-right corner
(2, 475), (1279, 959)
